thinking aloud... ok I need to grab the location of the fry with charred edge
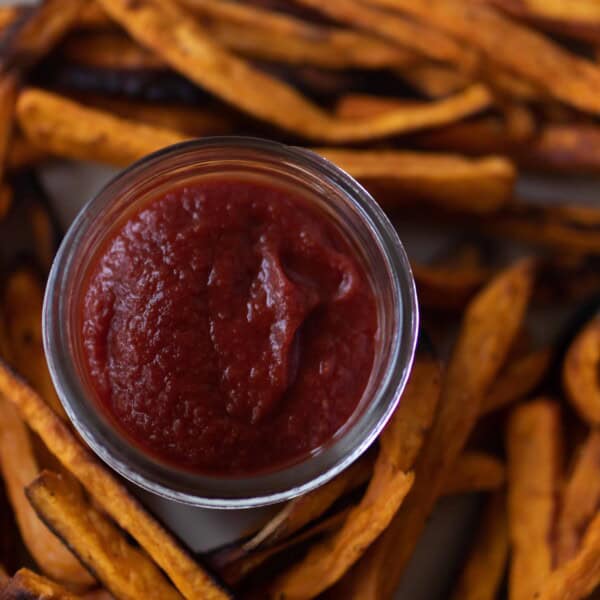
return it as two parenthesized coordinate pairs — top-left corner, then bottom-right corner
(95, 0), (490, 142)
(365, 0), (600, 116)
(0, 0), (85, 73)
(293, 0), (477, 69)
(443, 452), (505, 496)
(317, 148), (515, 214)
(485, 202), (600, 255)
(26, 471), (182, 600)
(0, 397), (93, 587)
(484, 0), (600, 45)
(179, 0), (415, 69)
(77, 95), (235, 138)
(237, 456), (373, 555)
(0, 568), (81, 600)
(335, 259), (535, 600)
(450, 492), (509, 600)
(16, 88), (508, 212)
(0, 183), (11, 220)
(17, 88), (187, 168)
(269, 354), (441, 598)
(412, 262), (490, 310)
(556, 431), (600, 566)
(0, 361), (230, 600)
(564, 316), (600, 425)
(536, 502), (600, 598)
(481, 347), (552, 415)
(59, 31), (165, 70)
(0, 74), (18, 182)
(218, 509), (351, 587)
(4, 269), (66, 419)
(507, 399), (562, 600)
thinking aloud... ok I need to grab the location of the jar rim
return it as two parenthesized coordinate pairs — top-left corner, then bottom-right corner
(43, 136), (419, 508)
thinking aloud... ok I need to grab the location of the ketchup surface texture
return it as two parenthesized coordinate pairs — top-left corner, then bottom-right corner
(81, 177), (377, 475)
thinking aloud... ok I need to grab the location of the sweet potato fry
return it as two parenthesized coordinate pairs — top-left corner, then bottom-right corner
(59, 31), (164, 70)
(0, 568), (81, 600)
(0, 6), (26, 34)
(366, 0), (600, 115)
(481, 346), (552, 415)
(215, 509), (351, 587)
(450, 492), (509, 600)
(269, 353), (441, 598)
(316, 148), (515, 214)
(485, 0), (600, 45)
(95, 0), (490, 142)
(443, 452), (505, 496)
(75, 3), (112, 29)
(485, 201), (600, 255)
(398, 64), (473, 99)
(0, 397), (93, 587)
(17, 88), (186, 167)
(179, 0), (415, 69)
(3, 269), (66, 419)
(26, 471), (182, 600)
(336, 259), (535, 600)
(412, 262), (490, 310)
(556, 431), (600, 566)
(76, 95), (235, 137)
(0, 0), (85, 73)
(0, 361), (230, 600)
(239, 456), (373, 555)
(563, 316), (600, 425)
(6, 132), (48, 170)
(0, 183), (11, 221)
(535, 509), (600, 599)
(0, 74), (17, 181)
(507, 399), (562, 600)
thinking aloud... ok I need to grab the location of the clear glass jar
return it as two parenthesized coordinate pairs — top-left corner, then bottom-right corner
(43, 137), (418, 508)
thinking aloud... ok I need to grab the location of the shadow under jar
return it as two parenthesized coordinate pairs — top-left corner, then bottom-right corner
(43, 137), (418, 508)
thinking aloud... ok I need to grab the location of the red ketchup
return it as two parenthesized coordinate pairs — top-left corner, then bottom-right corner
(81, 177), (377, 475)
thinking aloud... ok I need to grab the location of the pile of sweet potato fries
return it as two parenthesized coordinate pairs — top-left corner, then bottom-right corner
(1, 1), (600, 598)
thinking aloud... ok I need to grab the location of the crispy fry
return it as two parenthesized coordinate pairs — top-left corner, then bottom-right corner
(269, 353), (441, 597)
(0, 74), (18, 181)
(3, 269), (66, 419)
(0, 361), (230, 600)
(26, 471), (182, 600)
(366, 0), (600, 115)
(95, 0), (490, 142)
(180, 0), (415, 69)
(0, 568), (81, 600)
(59, 31), (164, 70)
(564, 316), (600, 425)
(450, 492), (509, 600)
(481, 347), (552, 415)
(294, 0), (477, 69)
(75, 3), (112, 29)
(412, 262), (490, 310)
(17, 88), (186, 168)
(239, 456), (373, 555)
(77, 95), (235, 137)
(556, 431), (600, 566)
(443, 452), (505, 496)
(216, 509), (351, 587)
(316, 148), (515, 214)
(337, 259), (535, 600)
(0, 6), (26, 33)
(398, 64), (472, 98)
(536, 508), (600, 599)
(0, 0), (85, 73)
(484, 201), (600, 255)
(0, 397), (93, 587)
(507, 399), (562, 600)
(484, 0), (600, 45)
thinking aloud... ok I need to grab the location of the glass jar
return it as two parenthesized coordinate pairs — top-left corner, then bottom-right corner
(43, 137), (418, 508)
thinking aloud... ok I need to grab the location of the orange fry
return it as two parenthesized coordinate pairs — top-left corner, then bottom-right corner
(0, 360), (230, 600)
(0, 568), (82, 600)
(451, 492), (509, 600)
(556, 431), (600, 566)
(507, 399), (562, 600)
(564, 315), (600, 425)
(443, 452), (505, 496)
(95, 0), (490, 142)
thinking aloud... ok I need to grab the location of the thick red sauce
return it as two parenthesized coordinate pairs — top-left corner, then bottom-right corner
(81, 177), (377, 475)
